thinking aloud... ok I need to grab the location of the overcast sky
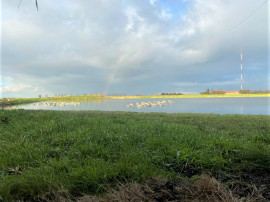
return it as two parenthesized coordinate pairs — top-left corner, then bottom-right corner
(1, 0), (269, 97)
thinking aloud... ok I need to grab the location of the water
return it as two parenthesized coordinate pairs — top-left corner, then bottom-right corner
(8, 97), (270, 115)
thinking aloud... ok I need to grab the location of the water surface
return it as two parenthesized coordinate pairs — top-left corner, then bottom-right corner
(9, 97), (270, 115)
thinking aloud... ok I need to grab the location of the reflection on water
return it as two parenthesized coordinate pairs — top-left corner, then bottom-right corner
(7, 97), (270, 115)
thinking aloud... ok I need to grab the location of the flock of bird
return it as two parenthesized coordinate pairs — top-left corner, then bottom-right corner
(126, 100), (175, 108)
(34, 102), (80, 107)
(32, 100), (174, 109)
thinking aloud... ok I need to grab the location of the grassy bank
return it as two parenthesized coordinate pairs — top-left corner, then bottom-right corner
(0, 110), (269, 201)
(0, 98), (43, 106)
(0, 95), (104, 106)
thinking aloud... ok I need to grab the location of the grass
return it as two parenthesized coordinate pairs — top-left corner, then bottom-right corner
(0, 98), (43, 106)
(0, 110), (269, 201)
(0, 95), (104, 106)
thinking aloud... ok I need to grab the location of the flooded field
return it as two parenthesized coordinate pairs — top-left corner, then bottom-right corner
(8, 97), (269, 115)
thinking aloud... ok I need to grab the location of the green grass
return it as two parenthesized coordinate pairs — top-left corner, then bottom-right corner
(0, 98), (42, 106)
(0, 95), (105, 106)
(0, 110), (269, 200)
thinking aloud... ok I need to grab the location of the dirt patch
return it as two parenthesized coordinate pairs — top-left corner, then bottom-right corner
(174, 162), (202, 178)
(210, 169), (270, 200)
(231, 170), (270, 200)
(180, 174), (266, 202)
(36, 188), (76, 202)
(83, 174), (268, 202)
(36, 173), (269, 202)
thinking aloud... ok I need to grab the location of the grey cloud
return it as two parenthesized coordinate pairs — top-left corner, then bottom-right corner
(1, 0), (268, 97)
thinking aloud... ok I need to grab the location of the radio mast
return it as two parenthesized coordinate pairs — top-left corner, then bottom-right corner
(240, 49), (243, 91)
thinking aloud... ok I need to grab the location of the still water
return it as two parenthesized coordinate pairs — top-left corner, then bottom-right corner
(9, 97), (269, 115)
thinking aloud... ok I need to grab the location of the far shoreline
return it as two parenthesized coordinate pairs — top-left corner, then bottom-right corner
(1, 94), (269, 106)
(108, 94), (270, 99)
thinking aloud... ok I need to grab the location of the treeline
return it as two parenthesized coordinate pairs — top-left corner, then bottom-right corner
(161, 92), (183, 95)
(247, 90), (270, 94)
(106, 93), (126, 96)
(201, 89), (270, 94)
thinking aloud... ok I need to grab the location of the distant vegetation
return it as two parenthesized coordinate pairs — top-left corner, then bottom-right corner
(161, 92), (183, 95)
(239, 90), (270, 94)
(201, 89), (270, 95)
(0, 110), (269, 201)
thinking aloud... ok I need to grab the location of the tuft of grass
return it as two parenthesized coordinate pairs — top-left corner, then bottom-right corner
(180, 174), (266, 202)
(0, 110), (269, 200)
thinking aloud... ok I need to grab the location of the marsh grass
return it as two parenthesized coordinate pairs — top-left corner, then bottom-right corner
(0, 95), (104, 106)
(0, 110), (269, 200)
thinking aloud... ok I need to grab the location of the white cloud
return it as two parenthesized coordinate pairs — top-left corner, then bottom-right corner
(1, 85), (34, 93)
(125, 7), (144, 32)
(160, 9), (172, 20)
(3, 20), (45, 42)
(149, 0), (158, 6)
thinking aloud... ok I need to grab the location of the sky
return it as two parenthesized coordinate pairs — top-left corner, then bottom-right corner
(1, 0), (269, 97)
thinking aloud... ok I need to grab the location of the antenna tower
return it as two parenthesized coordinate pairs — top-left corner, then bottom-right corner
(240, 49), (243, 91)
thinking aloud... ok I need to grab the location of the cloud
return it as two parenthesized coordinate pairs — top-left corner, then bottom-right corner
(1, 0), (268, 97)
(149, 0), (158, 6)
(1, 85), (35, 93)
(174, 80), (239, 87)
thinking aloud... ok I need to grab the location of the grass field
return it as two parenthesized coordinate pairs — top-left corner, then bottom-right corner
(0, 110), (269, 201)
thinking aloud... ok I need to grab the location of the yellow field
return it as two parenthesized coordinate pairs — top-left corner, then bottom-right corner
(108, 94), (270, 99)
